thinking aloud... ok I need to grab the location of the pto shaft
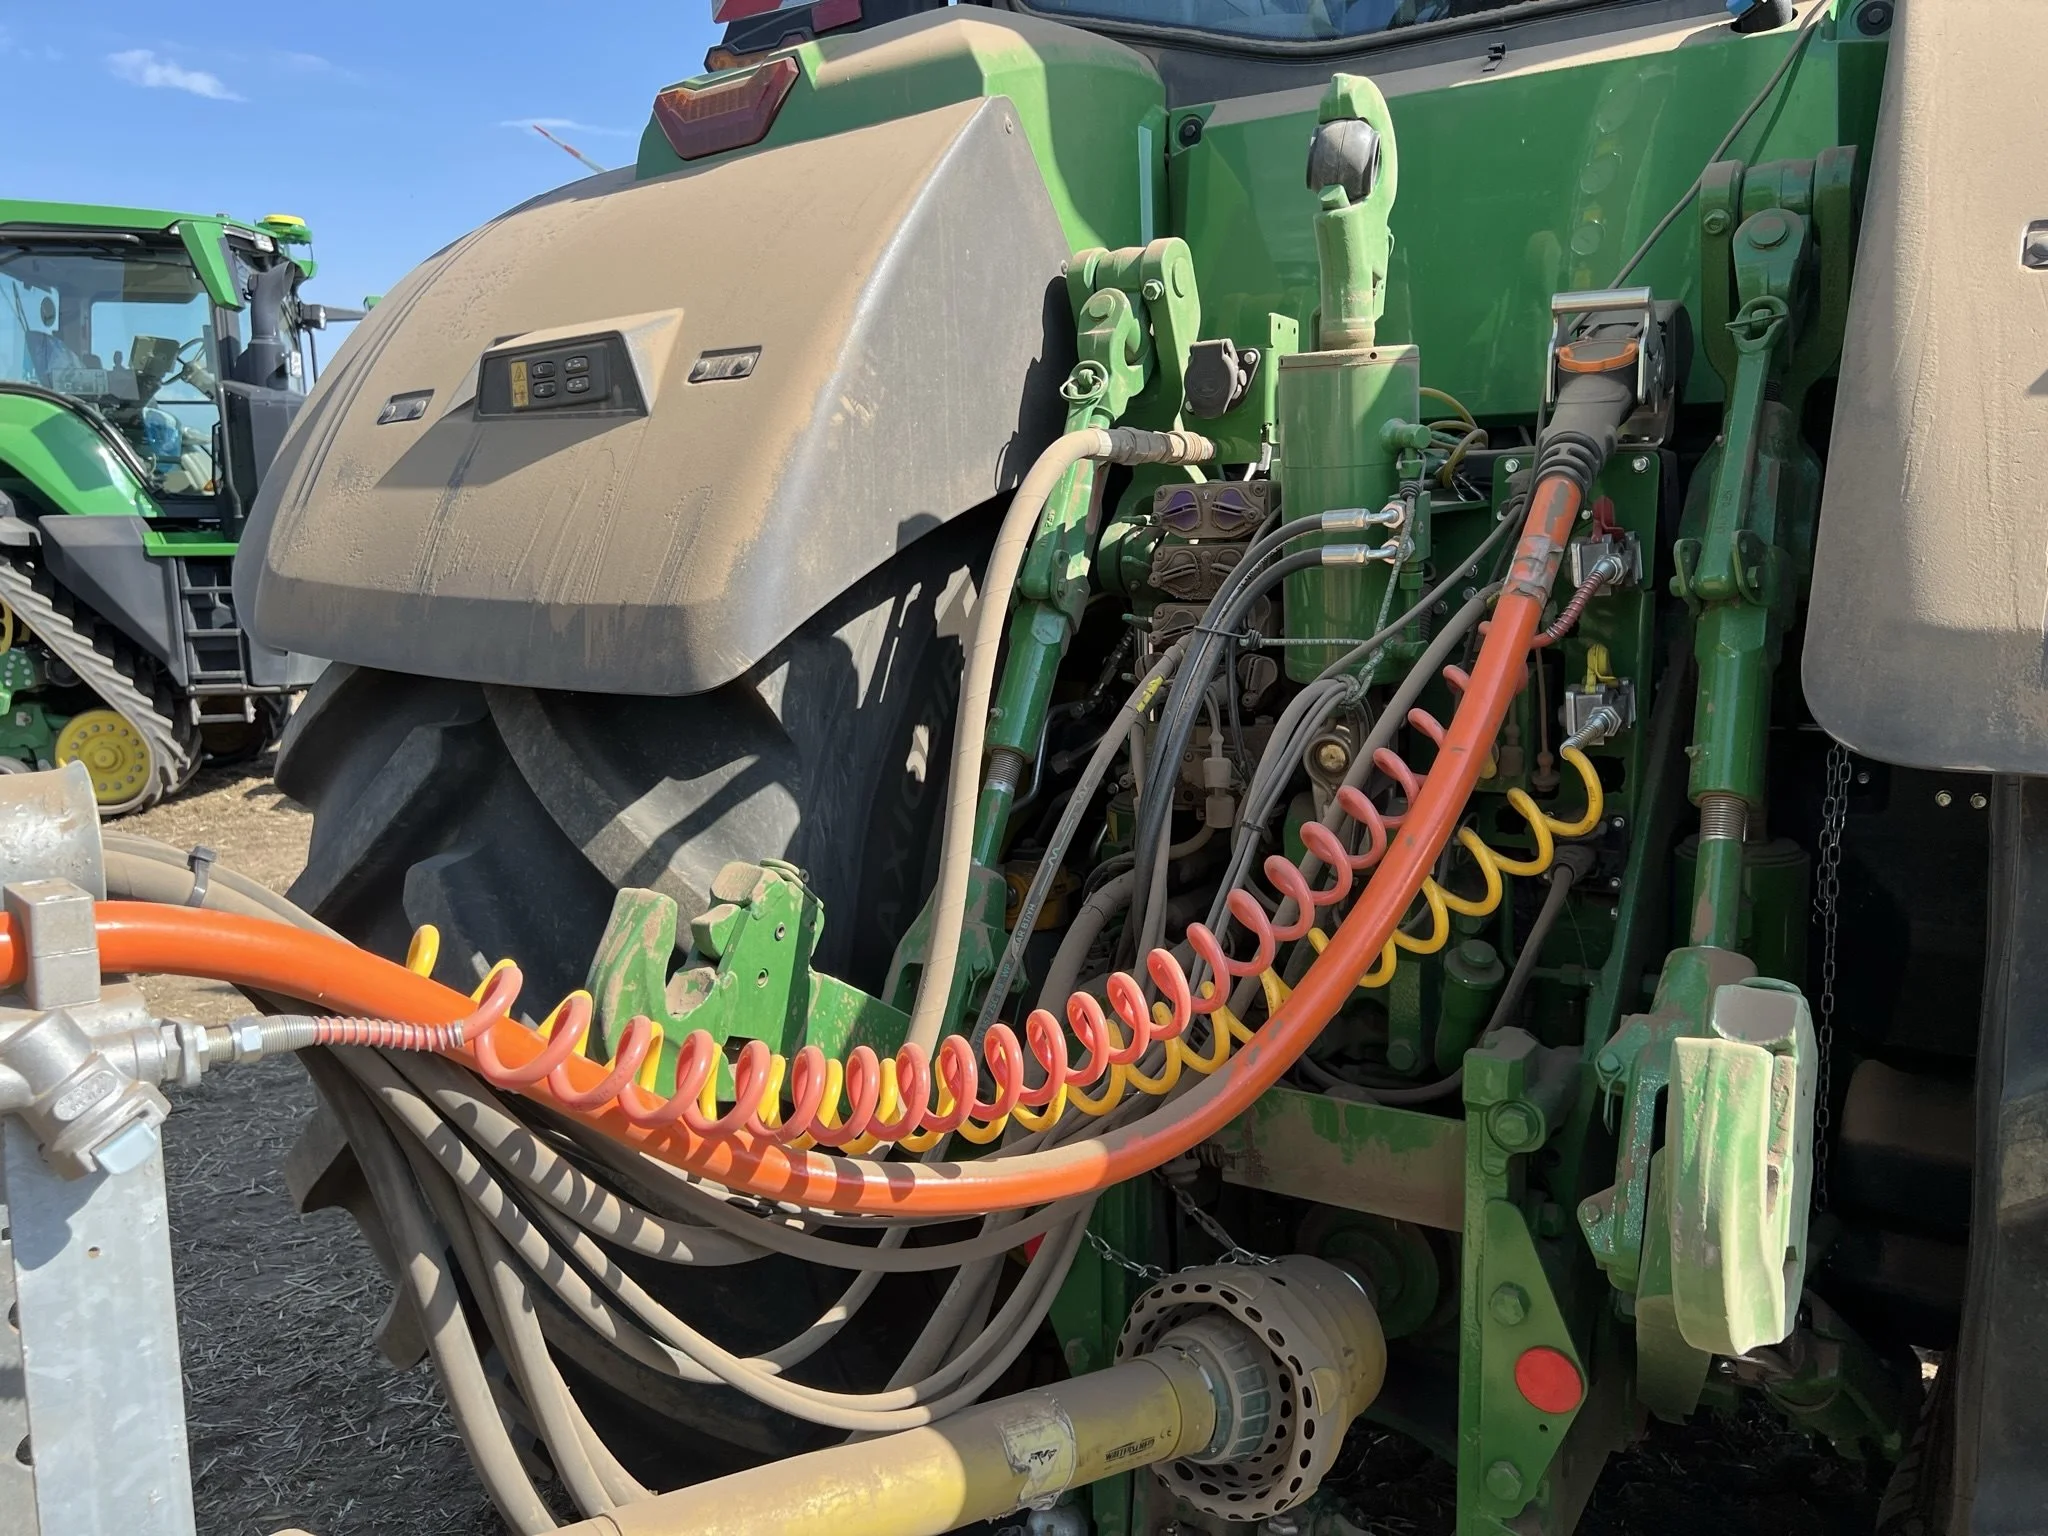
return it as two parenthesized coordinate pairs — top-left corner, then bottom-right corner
(554, 1349), (1215, 1536)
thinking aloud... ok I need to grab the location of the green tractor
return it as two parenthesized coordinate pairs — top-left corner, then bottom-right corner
(236, 0), (2038, 1532)
(0, 201), (334, 812)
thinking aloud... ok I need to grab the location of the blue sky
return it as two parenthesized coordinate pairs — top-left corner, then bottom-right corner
(1, 4), (723, 313)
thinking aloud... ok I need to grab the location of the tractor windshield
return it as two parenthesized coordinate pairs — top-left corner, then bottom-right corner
(1021, 0), (1544, 44)
(0, 239), (222, 497)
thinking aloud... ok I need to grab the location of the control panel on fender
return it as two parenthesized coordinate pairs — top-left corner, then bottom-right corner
(476, 332), (645, 419)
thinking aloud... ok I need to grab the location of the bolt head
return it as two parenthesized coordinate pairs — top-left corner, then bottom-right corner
(1314, 741), (1350, 775)
(1386, 1040), (1420, 1073)
(1141, 278), (1166, 303)
(1971, 792), (1988, 810)
(1486, 1460), (1525, 1502)
(1610, 816), (1627, 831)
(1703, 209), (1731, 235)
(1631, 456), (1651, 473)
(1490, 1283), (1531, 1326)
(1490, 1101), (1542, 1151)
(1177, 115), (1203, 147)
(1503, 458), (1521, 474)
(1935, 790), (1954, 808)
(1596, 1049), (1622, 1075)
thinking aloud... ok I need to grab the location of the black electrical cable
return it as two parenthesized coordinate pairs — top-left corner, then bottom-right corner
(1609, 0), (1831, 285)
(1304, 850), (1589, 1107)
(1129, 545), (1332, 940)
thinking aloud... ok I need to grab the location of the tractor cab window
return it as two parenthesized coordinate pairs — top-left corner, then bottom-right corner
(1019, 0), (1541, 44)
(0, 241), (222, 498)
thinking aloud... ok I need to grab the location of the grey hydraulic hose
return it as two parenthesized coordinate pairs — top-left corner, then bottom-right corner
(1225, 584), (1499, 1016)
(907, 426), (1215, 1055)
(971, 642), (1184, 1042)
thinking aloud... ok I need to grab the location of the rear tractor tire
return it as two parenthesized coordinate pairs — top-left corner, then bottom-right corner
(275, 510), (994, 1466)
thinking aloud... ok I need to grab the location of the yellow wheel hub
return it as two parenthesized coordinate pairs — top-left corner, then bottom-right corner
(55, 710), (154, 807)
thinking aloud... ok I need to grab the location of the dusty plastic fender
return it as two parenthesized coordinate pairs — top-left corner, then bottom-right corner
(235, 95), (1074, 696)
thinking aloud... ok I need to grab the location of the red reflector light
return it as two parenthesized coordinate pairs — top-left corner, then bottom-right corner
(1513, 1346), (1584, 1415)
(653, 56), (799, 162)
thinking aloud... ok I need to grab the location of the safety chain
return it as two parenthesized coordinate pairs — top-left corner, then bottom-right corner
(1082, 1176), (1276, 1280)
(1160, 1172), (1273, 1267)
(1084, 1228), (1165, 1283)
(1812, 739), (1851, 1210)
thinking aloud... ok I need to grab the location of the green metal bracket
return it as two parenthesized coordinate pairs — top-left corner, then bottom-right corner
(1699, 150), (1857, 418)
(1384, 946), (1439, 1077)
(590, 864), (908, 1095)
(882, 863), (1009, 1020)
(0, 649), (41, 719)
(1458, 1029), (1586, 1532)
(1206, 1081), (1467, 1232)
(1579, 946), (1757, 1296)
(1067, 236), (1201, 428)
(1200, 309), (1300, 463)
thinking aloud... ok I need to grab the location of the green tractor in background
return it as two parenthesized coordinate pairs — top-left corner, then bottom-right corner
(0, 202), (336, 812)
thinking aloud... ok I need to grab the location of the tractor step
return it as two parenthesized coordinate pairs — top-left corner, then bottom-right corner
(173, 557), (253, 692)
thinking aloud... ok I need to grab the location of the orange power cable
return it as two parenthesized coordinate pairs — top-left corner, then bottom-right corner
(16, 476), (1582, 1217)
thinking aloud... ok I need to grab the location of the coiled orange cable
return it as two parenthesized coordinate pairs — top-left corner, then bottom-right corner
(37, 473), (1585, 1216)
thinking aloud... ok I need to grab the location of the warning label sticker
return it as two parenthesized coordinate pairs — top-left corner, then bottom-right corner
(998, 1402), (1078, 1509)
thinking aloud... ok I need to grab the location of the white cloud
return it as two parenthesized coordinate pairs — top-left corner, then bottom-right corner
(271, 50), (360, 82)
(498, 117), (631, 137)
(106, 49), (242, 101)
